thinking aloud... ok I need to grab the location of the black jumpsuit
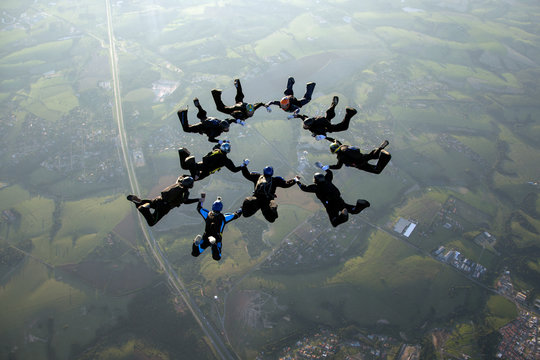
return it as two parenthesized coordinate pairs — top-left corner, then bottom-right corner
(297, 106), (356, 142)
(134, 181), (199, 226)
(211, 79), (265, 120)
(240, 167), (296, 223)
(296, 170), (369, 227)
(177, 108), (234, 143)
(178, 145), (243, 181)
(266, 77), (316, 113)
(330, 141), (391, 175)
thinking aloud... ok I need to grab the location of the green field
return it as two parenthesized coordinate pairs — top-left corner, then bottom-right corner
(0, 259), (130, 360)
(228, 229), (488, 350)
(1, 0), (540, 358)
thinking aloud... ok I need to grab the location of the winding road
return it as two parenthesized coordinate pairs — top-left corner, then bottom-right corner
(104, 0), (236, 358)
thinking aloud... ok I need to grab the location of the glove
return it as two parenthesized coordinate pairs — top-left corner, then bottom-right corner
(294, 108), (300, 115)
(236, 208), (243, 216)
(218, 139), (224, 144)
(315, 135), (326, 141)
(236, 119), (242, 124)
(287, 114), (295, 119)
(294, 175), (301, 183)
(240, 120), (246, 126)
(266, 106), (272, 113)
(242, 159), (250, 166)
(321, 165), (329, 171)
(314, 161), (323, 169)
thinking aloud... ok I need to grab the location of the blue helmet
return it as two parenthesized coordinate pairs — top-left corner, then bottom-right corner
(212, 197), (223, 212)
(220, 142), (231, 153)
(263, 166), (273, 177)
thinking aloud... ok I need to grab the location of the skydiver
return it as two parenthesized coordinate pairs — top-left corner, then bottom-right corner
(210, 78), (267, 123)
(177, 141), (248, 181)
(126, 175), (199, 226)
(294, 171), (370, 227)
(240, 165), (297, 223)
(293, 96), (357, 142)
(192, 196), (242, 261)
(265, 76), (316, 114)
(318, 139), (391, 174)
(177, 99), (235, 143)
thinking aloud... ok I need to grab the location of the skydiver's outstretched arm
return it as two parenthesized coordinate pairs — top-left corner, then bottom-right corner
(265, 100), (280, 108)
(184, 197), (200, 205)
(324, 169), (334, 182)
(273, 176), (297, 189)
(223, 157), (243, 173)
(324, 136), (337, 143)
(296, 181), (317, 193)
(241, 166), (261, 183)
(223, 209), (241, 224)
(253, 102), (266, 111)
(197, 202), (209, 219)
(329, 159), (344, 170)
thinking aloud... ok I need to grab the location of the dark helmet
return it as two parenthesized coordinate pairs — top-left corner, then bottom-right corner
(245, 103), (255, 116)
(303, 118), (314, 129)
(220, 142), (231, 153)
(263, 166), (273, 177)
(280, 96), (291, 110)
(219, 120), (230, 131)
(212, 197), (223, 212)
(178, 175), (194, 188)
(329, 141), (340, 154)
(313, 173), (325, 184)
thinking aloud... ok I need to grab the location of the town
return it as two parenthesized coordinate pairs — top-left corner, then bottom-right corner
(433, 245), (487, 279)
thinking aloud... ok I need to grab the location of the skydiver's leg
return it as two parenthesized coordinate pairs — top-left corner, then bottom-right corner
(233, 79), (245, 104)
(241, 196), (260, 218)
(193, 98), (208, 121)
(178, 148), (193, 169)
(178, 110), (204, 134)
(345, 199), (370, 214)
(211, 89), (234, 115)
(137, 199), (170, 226)
(370, 140), (390, 159)
(137, 205), (157, 226)
(177, 109), (191, 132)
(193, 165), (211, 181)
(374, 150), (391, 174)
(261, 200), (278, 223)
(357, 150), (391, 174)
(329, 107), (357, 133)
(298, 82), (316, 107)
(325, 102), (337, 121)
(127, 194), (143, 206)
(284, 76), (295, 96)
(192, 236), (211, 257)
(325, 203), (348, 227)
(178, 148), (201, 178)
(211, 241), (222, 261)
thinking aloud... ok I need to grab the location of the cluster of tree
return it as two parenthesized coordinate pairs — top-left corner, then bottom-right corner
(71, 283), (214, 360)
(0, 238), (33, 268)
